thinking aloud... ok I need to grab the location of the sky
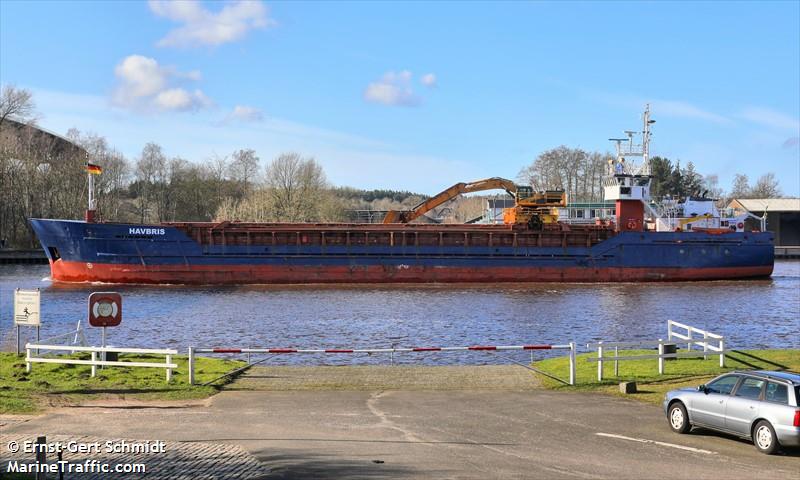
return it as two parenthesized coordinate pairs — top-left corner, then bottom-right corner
(1, 0), (798, 195)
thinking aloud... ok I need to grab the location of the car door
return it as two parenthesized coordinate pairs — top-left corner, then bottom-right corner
(725, 376), (765, 435)
(690, 375), (740, 428)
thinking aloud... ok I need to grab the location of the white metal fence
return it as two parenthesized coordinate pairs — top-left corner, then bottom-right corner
(587, 321), (726, 381)
(667, 320), (725, 362)
(26, 344), (178, 382)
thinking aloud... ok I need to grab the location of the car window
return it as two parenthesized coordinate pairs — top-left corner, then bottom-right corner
(765, 382), (788, 404)
(706, 375), (739, 395)
(734, 378), (765, 400)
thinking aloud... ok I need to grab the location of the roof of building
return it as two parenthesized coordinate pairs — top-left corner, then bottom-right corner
(728, 198), (800, 212)
(565, 201), (616, 208)
(1, 118), (86, 158)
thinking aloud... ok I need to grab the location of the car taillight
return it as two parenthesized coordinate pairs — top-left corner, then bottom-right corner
(794, 410), (800, 427)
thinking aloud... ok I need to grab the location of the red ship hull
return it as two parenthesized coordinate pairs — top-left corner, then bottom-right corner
(49, 259), (773, 285)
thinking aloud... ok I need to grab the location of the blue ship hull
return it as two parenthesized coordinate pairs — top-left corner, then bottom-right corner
(29, 219), (775, 284)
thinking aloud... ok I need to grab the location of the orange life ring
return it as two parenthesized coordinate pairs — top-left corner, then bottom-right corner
(627, 219), (637, 230)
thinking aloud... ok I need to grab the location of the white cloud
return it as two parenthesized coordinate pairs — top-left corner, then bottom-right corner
(364, 70), (420, 107)
(148, 0), (273, 48)
(154, 88), (212, 112)
(114, 55), (167, 100)
(227, 105), (264, 122)
(589, 91), (732, 125)
(113, 55), (212, 112)
(738, 107), (800, 131)
(421, 73), (437, 88)
(650, 99), (731, 125)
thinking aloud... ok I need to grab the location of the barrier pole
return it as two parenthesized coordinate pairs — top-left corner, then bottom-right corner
(91, 352), (97, 377)
(703, 331), (708, 360)
(25, 346), (31, 373)
(614, 346), (619, 377)
(658, 339), (664, 375)
(719, 338), (725, 367)
(569, 342), (576, 385)
(597, 342), (604, 382)
(188, 347), (195, 385)
(166, 354), (172, 382)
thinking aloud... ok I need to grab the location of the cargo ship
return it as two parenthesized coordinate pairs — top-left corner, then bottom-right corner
(29, 107), (774, 284)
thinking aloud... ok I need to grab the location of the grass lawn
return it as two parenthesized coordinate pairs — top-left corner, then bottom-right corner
(0, 352), (245, 414)
(534, 349), (800, 405)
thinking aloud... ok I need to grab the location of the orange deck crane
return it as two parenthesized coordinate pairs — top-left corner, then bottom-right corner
(382, 177), (566, 228)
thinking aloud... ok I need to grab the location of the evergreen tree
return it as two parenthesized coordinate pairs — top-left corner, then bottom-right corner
(681, 162), (704, 197)
(649, 156), (673, 200)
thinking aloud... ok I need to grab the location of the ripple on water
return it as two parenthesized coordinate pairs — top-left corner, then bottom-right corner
(1, 262), (798, 365)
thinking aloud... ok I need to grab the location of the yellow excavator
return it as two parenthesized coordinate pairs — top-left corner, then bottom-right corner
(382, 177), (565, 228)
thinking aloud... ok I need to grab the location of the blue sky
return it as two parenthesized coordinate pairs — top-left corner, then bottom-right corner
(1, 0), (798, 195)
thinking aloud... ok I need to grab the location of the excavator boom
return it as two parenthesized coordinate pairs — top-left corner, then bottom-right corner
(383, 177), (517, 224)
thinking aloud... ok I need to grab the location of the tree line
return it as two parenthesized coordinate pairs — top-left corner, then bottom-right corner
(518, 147), (783, 203)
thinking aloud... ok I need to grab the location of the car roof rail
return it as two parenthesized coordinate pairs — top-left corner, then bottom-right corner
(749, 370), (800, 384)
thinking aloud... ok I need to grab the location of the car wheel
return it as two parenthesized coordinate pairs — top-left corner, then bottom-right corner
(668, 402), (691, 434)
(753, 420), (779, 455)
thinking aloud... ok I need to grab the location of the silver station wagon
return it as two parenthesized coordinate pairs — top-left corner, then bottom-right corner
(663, 370), (800, 454)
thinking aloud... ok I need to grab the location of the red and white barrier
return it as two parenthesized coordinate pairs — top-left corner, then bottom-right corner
(189, 342), (576, 385)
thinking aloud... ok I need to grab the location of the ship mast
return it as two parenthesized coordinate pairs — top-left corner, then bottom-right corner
(603, 105), (655, 232)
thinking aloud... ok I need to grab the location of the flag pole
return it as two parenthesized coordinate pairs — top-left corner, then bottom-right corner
(88, 168), (95, 211)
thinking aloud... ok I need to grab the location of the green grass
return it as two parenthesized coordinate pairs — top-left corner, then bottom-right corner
(533, 349), (800, 405)
(0, 352), (246, 414)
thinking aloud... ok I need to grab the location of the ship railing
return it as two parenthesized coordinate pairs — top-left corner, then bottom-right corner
(24, 344), (178, 382)
(188, 342), (577, 387)
(587, 322), (725, 382)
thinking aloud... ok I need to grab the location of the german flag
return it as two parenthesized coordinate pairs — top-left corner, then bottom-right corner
(86, 163), (103, 175)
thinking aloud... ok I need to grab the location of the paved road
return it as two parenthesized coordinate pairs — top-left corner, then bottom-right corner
(1, 367), (798, 479)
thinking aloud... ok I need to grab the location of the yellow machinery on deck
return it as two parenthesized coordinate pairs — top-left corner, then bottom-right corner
(382, 177), (566, 228)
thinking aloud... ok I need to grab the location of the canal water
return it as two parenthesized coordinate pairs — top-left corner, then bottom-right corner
(1, 262), (798, 365)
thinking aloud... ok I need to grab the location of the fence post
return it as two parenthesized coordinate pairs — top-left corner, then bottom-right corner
(703, 331), (708, 360)
(25, 345), (31, 373)
(166, 354), (172, 382)
(614, 346), (619, 377)
(658, 339), (664, 375)
(719, 338), (725, 368)
(91, 351), (97, 378)
(188, 347), (195, 386)
(597, 342), (604, 382)
(569, 342), (576, 386)
(667, 320), (672, 342)
(687, 329), (692, 352)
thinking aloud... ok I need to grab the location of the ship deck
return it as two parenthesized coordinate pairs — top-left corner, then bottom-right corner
(164, 222), (618, 249)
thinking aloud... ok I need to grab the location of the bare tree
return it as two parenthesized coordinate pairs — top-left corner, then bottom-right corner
(0, 85), (36, 126)
(518, 146), (610, 202)
(133, 143), (166, 222)
(730, 174), (751, 199)
(751, 173), (782, 198)
(264, 153), (328, 222)
(229, 149), (260, 196)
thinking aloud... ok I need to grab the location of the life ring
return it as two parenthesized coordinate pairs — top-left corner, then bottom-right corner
(737, 222), (744, 229)
(627, 219), (638, 230)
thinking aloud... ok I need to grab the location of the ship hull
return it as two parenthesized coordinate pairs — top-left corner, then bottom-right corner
(29, 219), (775, 284)
(48, 260), (772, 284)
